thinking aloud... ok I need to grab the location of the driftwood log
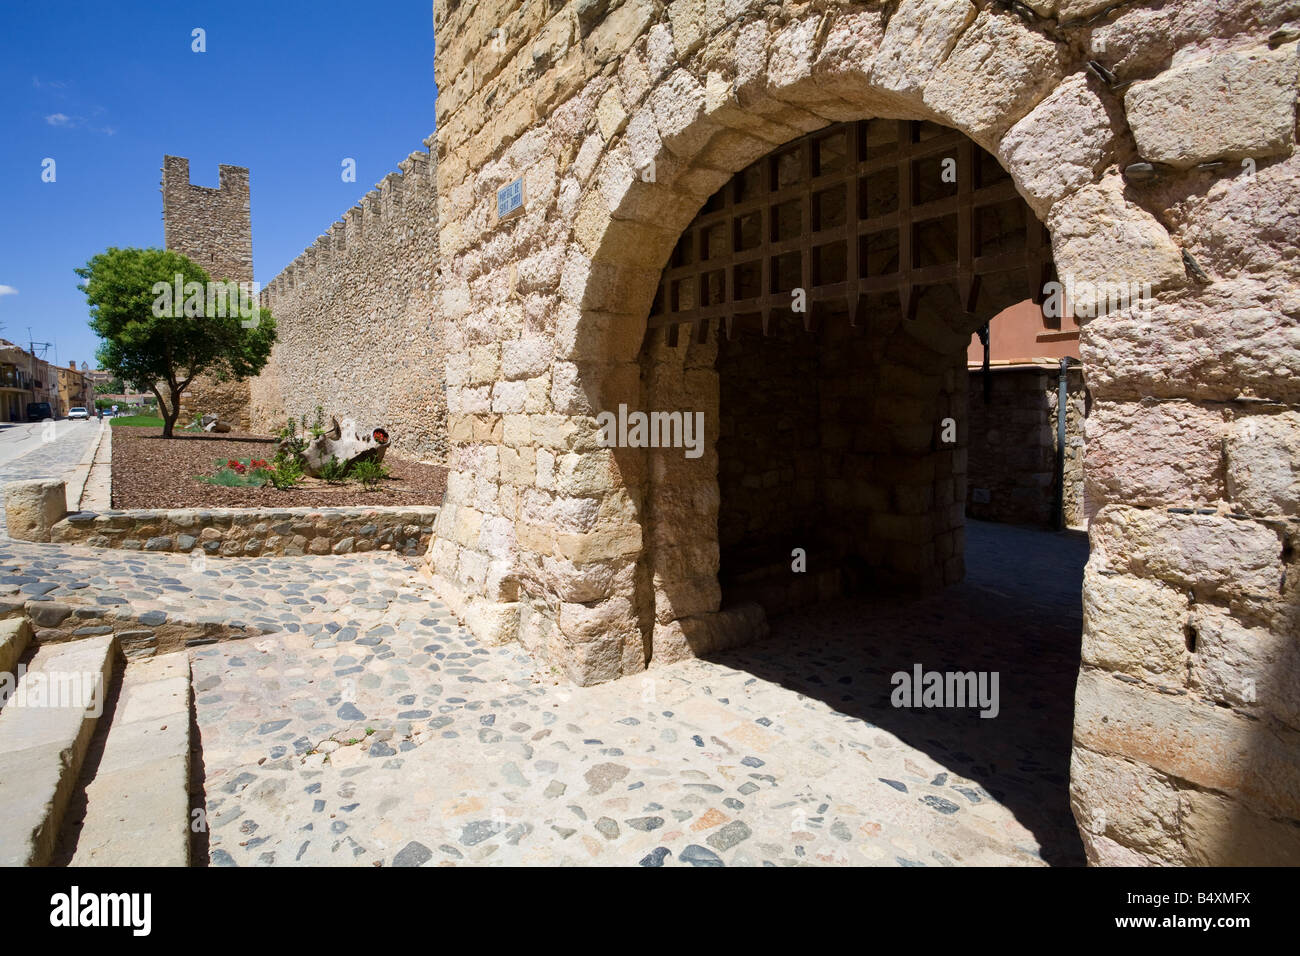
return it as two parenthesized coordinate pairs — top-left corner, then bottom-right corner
(201, 414), (232, 433)
(293, 416), (390, 477)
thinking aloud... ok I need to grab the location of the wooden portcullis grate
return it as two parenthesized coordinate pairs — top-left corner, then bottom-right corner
(646, 119), (1055, 347)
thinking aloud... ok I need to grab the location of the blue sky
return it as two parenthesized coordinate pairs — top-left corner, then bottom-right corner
(0, 0), (439, 369)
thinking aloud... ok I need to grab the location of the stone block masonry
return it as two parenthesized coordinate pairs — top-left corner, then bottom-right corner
(9, 598), (261, 662)
(423, 0), (1300, 866)
(161, 156), (256, 429)
(162, 157), (252, 283)
(249, 144), (447, 463)
(966, 365), (1087, 528)
(49, 505), (438, 558)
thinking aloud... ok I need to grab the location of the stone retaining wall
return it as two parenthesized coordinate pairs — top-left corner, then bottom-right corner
(49, 506), (439, 558)
(2, 598), (261, 662)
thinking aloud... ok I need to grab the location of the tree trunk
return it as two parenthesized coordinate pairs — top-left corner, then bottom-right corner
(153, 384), (183, 439)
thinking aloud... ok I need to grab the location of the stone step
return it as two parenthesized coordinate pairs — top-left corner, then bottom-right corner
(0, 635), (116, 866)
(66, 652), (192, 866)
(0, 617), (32, 690)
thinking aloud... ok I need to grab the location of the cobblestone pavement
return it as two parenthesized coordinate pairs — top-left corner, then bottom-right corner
(0, 537), (424, 639)
(192, 521), (1088, 868)
(0, 424), (1088, 867)
(0, 421), (423, 634)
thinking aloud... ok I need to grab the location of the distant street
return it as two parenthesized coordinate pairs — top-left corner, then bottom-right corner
(0, 418), (100, 483)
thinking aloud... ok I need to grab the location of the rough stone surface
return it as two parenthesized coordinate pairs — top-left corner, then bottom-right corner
(1046, 174), (1186, 317)
(869, 0), (976, 100)
(922, 9), (1064, 150)
(1084, 400), (1226, 509)
(1081, 568), (1190, 683)
(1225, 410), (1300, 516)
(1080, 279), (1300, 403)
(1073, 668), (1300, 822)
(0, 636), (116, 866)
(4, 479), (68, 543)
(966, 366), (1086, 527)
(161, 156), (255, 431)
(998, 72), (1116, 219)
(67, 652), (192, 866)
(25, 0), (1289, 868)
(49, 506), (438, 559)
(250, 149), (446, 463)
(420, 0), (1300, 865)
(191, 520), (1091, 867)
(1124, 44), (1300, 170)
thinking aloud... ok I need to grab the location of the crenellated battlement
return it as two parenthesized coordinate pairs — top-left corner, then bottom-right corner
(268, 140), (436, 291)
(247, 133), (443, 462)
(161, 155), (253, 285)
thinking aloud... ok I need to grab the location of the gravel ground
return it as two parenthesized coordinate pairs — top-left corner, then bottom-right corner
(110, 426), (447, 509)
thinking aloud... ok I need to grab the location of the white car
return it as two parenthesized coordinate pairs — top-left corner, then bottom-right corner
(67, 407), (90, 420)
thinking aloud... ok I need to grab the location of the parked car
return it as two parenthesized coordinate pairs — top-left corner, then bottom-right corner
(26, 402), (52, 422)
(67, 407), (90, 420)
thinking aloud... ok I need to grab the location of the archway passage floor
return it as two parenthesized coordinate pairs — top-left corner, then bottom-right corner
(193, 520), (1088, 867)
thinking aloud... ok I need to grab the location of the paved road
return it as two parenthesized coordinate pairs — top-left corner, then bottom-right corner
(0, 419), (99, 474)
(0, 419), (102, 531)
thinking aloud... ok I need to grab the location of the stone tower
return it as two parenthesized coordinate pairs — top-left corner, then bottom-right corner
(159, 155), (254, 428)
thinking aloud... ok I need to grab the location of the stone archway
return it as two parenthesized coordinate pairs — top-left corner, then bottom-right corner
(427, 1), (1300, 865)
(436, 11), (1182, 687)
(637, 115), (1060, 663)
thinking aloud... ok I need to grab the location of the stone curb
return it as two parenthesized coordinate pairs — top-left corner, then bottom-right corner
(64, 421), (108, 513)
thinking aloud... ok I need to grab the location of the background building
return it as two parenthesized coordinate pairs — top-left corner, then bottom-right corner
(966, 300), (1086, 529)
(0, 339), (93, 421)
(55, 360), (91, 416)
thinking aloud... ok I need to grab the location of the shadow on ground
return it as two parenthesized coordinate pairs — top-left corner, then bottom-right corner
(707, 519), (1089, 866)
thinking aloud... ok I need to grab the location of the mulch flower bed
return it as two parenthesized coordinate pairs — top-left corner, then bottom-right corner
(110, 427), (447, 509)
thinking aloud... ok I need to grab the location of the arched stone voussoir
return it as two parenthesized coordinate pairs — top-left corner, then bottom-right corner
(574, 188), (680, 266)
(921, 8), (1068, 153)
(1046, 173), (1187, 319)
(596, 153), (704, 229)
(998, 71), (1120, 221)
(559, 244), (662, 316)
(869, 0), (977, 101)
(649, 68), (721, 159)
(764, 13), (860, 114)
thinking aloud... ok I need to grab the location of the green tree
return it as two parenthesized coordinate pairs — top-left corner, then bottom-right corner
(93, 377), (124, 395)
(76, 247), (275, 438)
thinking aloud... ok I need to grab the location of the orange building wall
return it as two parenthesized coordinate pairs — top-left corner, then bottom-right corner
(967, 298), (1081, 366)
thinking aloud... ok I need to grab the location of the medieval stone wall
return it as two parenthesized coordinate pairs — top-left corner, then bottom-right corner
(966, 364), (1087, 528)
(160, 156), (256, 429)
(250, 145), (447, 463)
(717, 317), (824, 584)
(426, 0), (1300, 865)
(715, 311), (969, 617)
(162, 156), (253, 283)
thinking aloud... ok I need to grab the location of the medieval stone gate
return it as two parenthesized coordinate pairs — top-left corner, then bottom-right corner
(418, 1), (1300, 866)
(641, 117), (1054, 623)
(227, 1), (1300, 865)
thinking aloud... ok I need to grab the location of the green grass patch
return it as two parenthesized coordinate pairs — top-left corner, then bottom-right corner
(109, 415), (165, 428)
